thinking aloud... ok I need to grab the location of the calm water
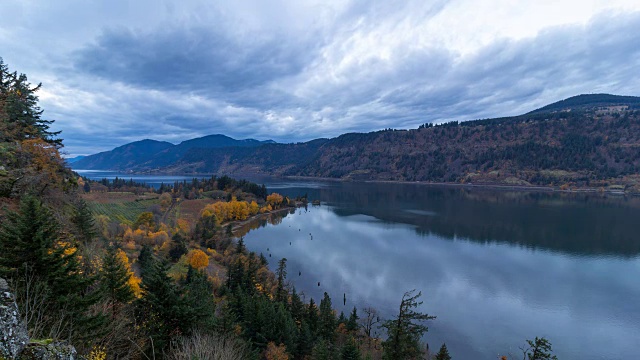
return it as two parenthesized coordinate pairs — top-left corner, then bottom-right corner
(79, 171), (640, 359)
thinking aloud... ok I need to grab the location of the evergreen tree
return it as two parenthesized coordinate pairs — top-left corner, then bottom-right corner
(138, 244), (154, 275)
(137, 258), (193, 356)
(341, 337), (362, 360)
(435, 343), (452, 360)
(312, 339), (331, 360)
(101, 246), (134, 309)
(382, 290), (436, 360)
(73, 199), (96, 243)
(307, 298), (319, 336)
(276, 257), (288, 302)
(0, 58), (61, 145)
(524, 337), (558, 360)
(347, 306), (359, 332)
(168, 232), (187, 261)
(290, 287), (305, 325)
(295, 321), (315, 359)
(183, 268), (216, 332)
(0, 196), (103, 341)
(338, 311), (347, 325)
(319, 292), (337, 343)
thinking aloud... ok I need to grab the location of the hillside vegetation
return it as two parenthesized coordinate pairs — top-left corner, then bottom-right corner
(77, 94), (640, 192)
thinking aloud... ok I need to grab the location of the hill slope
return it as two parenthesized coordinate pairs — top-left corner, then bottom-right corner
(74, 94), (640, 190)
(73, 134), (275, 170)
(528, 94), (640, 114)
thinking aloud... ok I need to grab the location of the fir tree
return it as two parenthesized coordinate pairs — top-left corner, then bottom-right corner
(183, 268), (216, 332)
(138, 244), (154, 275)
(319, 292), (337, 343)
(347, 306), (359, 332)
(276, 257), (288, 302)
(435, 343), (452, 360)
(73, 199), (96, 243)
(101, 246), (134, 309)
(137, 258), (193, 356)
(341, 337), (362, 360)
(307, 298), (319, 336)
(0, 58), (61, 146)
(0, 196), (104, 341)
(382, 290), (436, 360)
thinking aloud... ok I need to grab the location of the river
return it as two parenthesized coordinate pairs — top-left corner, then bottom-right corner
(77, 171), (640, 359)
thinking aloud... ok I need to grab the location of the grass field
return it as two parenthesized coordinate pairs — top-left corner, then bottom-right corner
(83, 192), (160, 223)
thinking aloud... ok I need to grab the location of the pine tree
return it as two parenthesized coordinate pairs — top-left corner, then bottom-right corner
(312, 339), (331, 360)
(183, 268), (216, 332)
(319, 292), (337, 343)
(168, 232), (187, 261)
(101, 246), (135, 309)
(307, 298), (319, 336)
(137, 258), (193, 357)
(138, 244), (154, 275)
(0, 58), (61, 146)
(73, 199), (96, 243)
(435, 343), (452, 360)
(524, 337), (558, 360)
(341, 337), (362, 360)
(276, 257), (288, 302)
(382, 290), (436, 360)
(347, 307), (359, 332)
(0, 196), (104, 341)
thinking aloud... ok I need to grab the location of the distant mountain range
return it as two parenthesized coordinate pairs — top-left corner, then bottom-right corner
(73, 94), (640, 190)
(72, 134), (276, 170)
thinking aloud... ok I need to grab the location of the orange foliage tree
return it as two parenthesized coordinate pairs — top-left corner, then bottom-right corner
(189, 249), (209, 270)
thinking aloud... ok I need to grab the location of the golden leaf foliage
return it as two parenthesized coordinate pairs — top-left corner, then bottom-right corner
(201, 198), (252, 222)
(116, 249), (141, 297)
(189, 249), (209, 270)
(266, 193), (284, 209)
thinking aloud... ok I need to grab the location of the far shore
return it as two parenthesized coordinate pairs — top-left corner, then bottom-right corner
(76, 169), (637, 196)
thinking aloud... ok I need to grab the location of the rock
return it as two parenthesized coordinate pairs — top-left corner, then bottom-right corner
(0, 278), (81, 360)
(0, 278), (29, 359)
(17, 342), (78, 360)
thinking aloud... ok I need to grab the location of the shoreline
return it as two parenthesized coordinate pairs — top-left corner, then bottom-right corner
(76, 169), (636, 196)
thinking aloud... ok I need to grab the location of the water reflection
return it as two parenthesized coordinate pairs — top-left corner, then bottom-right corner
(241, 184), (640, 360)
(274, 183), (640, 257)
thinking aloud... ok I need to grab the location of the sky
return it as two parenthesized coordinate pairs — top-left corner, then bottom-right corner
(1, 0), (640, 156)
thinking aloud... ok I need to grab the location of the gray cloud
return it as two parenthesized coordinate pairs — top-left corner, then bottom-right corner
(73, 25), (321, 94)
(1, 1), (639, 155)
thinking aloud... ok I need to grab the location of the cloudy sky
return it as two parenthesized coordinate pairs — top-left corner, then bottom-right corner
(2, 0), (640, 156)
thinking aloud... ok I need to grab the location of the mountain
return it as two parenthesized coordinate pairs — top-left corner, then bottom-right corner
(528, 94), (640, 114)
(72, 135), (276, 170)
(72, 139), (174, 170)
(74, 94), (640, 190)
(65, 155), (86, 163)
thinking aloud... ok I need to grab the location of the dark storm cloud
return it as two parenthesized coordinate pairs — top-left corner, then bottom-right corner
(73, 25), (321, 93)
(3, 1), (638, 155)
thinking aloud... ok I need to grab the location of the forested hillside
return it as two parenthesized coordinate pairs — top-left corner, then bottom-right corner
(1, 58), (560, 360)
(76, 95), (640, 191)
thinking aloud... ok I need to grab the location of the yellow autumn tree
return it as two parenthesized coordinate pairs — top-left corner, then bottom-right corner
(189, 249), (209, 270)
(116, 249), (141, 297)
(266, 193), (284, 209)
(249, 201), (260, 215)
(201, 199), (252, 222)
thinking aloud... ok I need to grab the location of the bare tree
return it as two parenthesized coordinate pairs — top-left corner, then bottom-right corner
(360, 306), (382, 339)
(168, 332), (251, 360)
